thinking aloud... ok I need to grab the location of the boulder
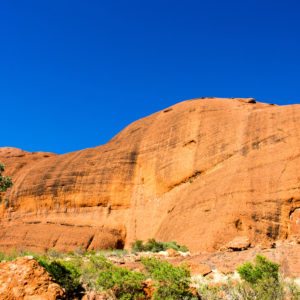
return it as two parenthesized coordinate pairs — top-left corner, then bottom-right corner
(226, 236), (251, 251)
(0, 257), (65, 300)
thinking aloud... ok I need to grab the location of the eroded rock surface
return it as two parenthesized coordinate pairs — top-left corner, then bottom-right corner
(0, 257), (65, 299)
(1, 98), (300, 252)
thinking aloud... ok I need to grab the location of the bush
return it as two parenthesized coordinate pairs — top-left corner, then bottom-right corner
(197, 256), (296, 300)
(141, 257), (195, 300)
(132, 240), (144, 252)
(132, 239), (189, 253)
(95, 256), (146, 300)
(238, 255), (279, 284)
(237, 255), (283, 300)
(0, 163), (12, 193)
(38, 258), (83, 298)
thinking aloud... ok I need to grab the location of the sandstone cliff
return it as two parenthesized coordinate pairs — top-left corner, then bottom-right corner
(1, 98), (300, 253)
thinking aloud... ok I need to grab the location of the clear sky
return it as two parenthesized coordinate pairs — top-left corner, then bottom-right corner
(1, 0), (300, 154)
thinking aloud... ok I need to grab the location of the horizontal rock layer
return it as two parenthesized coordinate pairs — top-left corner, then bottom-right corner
(1, 98), (300, 252)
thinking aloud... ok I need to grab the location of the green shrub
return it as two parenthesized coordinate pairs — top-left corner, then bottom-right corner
(0, 163), (13, 193)
(238, 255), (279, 284)
(142, 257), (195, 300)
(95, 256), (146, 300)
(237, 255), (284, 300)
(132, 239), (189, 253)
(143, 239), (165, 252)
(97, 268), (145, 300)
(162, 241), (189, 252)
(38, 258), (83, 298)
(132, 240), (145, 252)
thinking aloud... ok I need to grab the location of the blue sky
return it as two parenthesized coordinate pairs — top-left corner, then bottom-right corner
(1, 0), (300, 154)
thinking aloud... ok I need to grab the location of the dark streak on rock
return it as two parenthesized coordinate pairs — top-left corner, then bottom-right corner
(86, 234), (95, 250)
(168, 170), (202, 191)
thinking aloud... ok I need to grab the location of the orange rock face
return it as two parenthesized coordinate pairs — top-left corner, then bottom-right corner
(0, 98), (300, 253)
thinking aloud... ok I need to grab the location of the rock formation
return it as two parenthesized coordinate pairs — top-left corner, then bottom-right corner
(0, 257), (65, 299)
(0, 98), (300, 253)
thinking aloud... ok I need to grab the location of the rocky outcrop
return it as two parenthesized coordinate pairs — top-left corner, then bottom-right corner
(225, 236), (251, 251)
(1, 98), (300, 252)
(0, 257), (65, 299)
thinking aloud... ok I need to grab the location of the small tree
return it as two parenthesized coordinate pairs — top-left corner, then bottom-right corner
(238, 255), (279, 284)
(237, 255), (283, 299)
(0, 163), (12, 192)
(141, 257), (194, 299)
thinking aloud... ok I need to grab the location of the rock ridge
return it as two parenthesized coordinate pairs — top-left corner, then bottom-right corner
(0, 97), (300, 252)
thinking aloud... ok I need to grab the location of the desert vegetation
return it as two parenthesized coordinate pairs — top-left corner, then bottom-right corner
(0, 163), (12, 208)
(131, 238), (189, 253)
(0, 163), (12, 192)
(0, 248), (299, 299)
(197, 254), (300, 300)
(0, 249), (194, 299)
